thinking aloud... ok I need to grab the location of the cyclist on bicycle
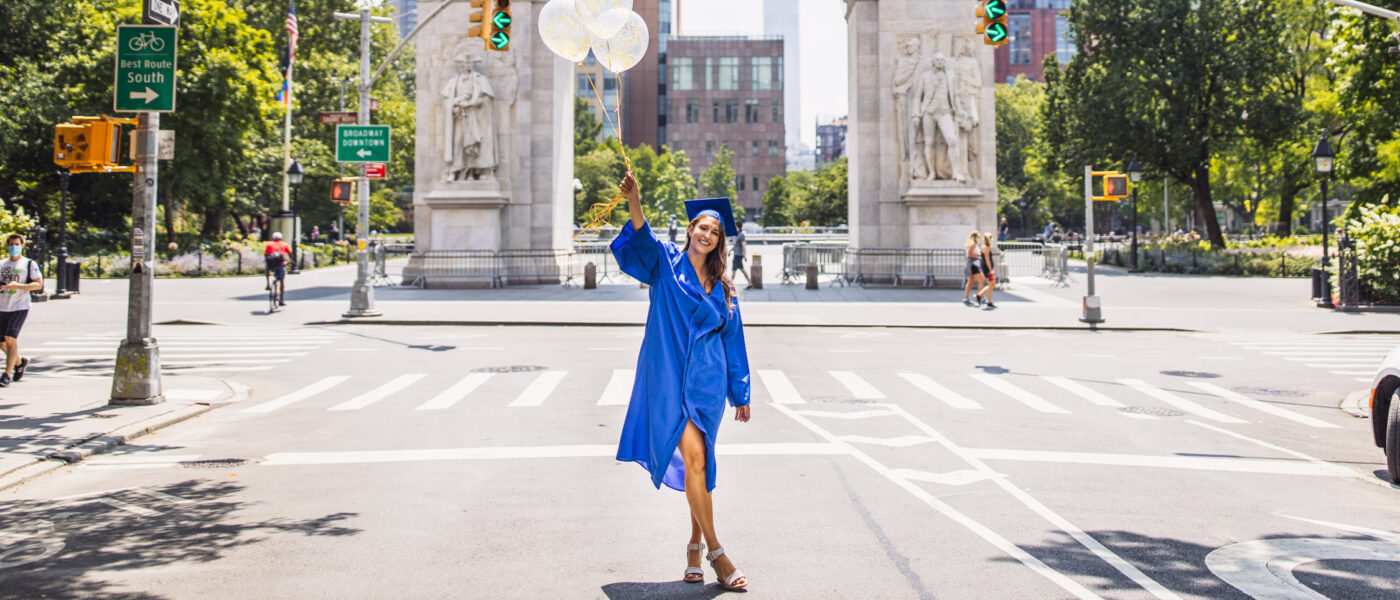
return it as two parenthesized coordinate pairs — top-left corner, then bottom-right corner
(265, 232), (291, 307)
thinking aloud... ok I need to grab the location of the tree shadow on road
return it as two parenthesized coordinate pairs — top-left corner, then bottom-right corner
(601, 580), (734, 599)
(0, 478), (360, 599)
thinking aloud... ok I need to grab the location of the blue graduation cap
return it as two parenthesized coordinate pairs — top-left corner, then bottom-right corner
(684, 197), (739, 237)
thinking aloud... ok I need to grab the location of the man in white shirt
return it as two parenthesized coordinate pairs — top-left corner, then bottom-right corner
(0, 233), (44, 387)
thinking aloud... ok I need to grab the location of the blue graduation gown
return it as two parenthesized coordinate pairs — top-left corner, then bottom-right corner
(611, 220), (752, 492)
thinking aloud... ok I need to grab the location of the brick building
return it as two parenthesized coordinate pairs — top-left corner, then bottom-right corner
(816, 117), (847, 164)
(621, 0), (673, 149)
(662, 36), (786, 217)
(993, 0), (1076, 84)
(575, 54), (622, 142)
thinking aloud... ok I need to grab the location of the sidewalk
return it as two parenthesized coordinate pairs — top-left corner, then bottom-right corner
(0, 374), (238, 492)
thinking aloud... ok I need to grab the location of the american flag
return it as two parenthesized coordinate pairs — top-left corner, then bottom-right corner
(277, 1), (299, 104)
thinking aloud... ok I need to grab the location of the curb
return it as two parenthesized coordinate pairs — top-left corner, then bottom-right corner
(1341, 388), (1372, 419)
(305, 318), (1197, 333)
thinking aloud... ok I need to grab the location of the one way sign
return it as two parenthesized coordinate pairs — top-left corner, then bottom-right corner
(335, 125), (391, 163)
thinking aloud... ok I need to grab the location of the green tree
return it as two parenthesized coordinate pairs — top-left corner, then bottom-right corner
(1042, 0), (1296, 248)
(575, 96), (602, 156)
(699, 143), (737, 201)
(759, 176), (790, 227)
(790, 158), (848, 226)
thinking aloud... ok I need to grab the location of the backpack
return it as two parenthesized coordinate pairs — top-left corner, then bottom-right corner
(266, 250), (286, 267)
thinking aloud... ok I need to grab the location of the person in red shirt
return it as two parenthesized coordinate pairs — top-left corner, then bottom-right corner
(264, 232), (292, 306)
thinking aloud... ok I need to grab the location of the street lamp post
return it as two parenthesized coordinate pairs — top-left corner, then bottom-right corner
(1127, 155), (1143, 272)
(1312, 133), (1335, 309)
(286, 160), (305, 274)
(53, 171), (72, 299)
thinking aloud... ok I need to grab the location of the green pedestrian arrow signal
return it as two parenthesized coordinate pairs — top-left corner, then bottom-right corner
(490, 31), (510, 49)
(492, 11), (511, 29)
(983, 0), (1006, 19)
(985, 22), (1008, 43)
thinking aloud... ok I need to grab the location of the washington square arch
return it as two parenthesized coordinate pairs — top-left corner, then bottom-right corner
(403, 0), (997, 285)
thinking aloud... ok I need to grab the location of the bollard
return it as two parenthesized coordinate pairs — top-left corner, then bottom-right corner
(584, 262), (597, 289)
(750, 254), (763, 290)
(805, 263), (818, 290)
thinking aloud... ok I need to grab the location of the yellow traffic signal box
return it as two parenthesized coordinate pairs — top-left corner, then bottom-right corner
(468, 0), (487, 40)
(331, 178), (355, 205)
(975, 0), (1010, 46)
(486, 0), (512, 51)
(1091, 171), (1130, 201)
(54, 116), (138, 173)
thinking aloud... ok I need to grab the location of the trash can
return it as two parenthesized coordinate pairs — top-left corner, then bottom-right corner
(59, 261), (81, 294)
(1310, 267), (1327, 300)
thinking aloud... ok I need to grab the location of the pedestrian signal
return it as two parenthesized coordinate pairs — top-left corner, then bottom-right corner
(331, 178), (355, 205)
(1092, 172), (1129, 201)
(975, 0), (1010, 46)
(487, 0), (512, 51)
(53, 116), (137, 173)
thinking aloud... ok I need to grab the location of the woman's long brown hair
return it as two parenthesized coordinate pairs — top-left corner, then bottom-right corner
(683, 216), (737, 314)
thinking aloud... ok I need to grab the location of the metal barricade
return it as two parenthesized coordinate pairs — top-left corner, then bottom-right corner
(498, 249), (572, 286)
(573, 244), (630, 284)
(847, 248), (966, 288)
(405, 250), (500, 288)
(781, 243), (849, 285)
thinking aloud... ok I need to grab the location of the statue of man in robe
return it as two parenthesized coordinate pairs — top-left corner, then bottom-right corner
(953, 37), (982, 183)
(442, 49), (497, 181)
(893, 37), (922, 180)
(912, 52), (966, 182)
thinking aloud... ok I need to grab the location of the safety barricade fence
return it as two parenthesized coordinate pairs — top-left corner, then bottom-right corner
(403, 250), (501, 288)
(572, 244), (635, 285)
(781, 243), (850, 284)
(843, 248), (965, 288)
(498, 249), (574, 286)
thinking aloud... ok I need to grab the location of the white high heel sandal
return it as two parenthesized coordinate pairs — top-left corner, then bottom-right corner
(706, 547), (747, 591)
(684, 543), (705, 583)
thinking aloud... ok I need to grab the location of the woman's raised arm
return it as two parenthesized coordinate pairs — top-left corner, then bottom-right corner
(621, 172), (644, 232)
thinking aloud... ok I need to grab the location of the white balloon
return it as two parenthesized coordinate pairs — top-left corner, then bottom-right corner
(589, 7), (632, 39)
(538, 0), (593, 62)
(575, 0), (633, 38)
(591, 11), (649, 73)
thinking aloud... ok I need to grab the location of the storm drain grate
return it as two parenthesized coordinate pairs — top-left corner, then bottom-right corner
(179, 458), (250, 469)
(1160, 370), (1221, 379)
(471, 365), (547, 374)
(1121, 406), (1185, 417)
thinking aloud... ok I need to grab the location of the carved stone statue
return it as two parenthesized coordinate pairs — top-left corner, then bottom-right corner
(911, 52), (966, 183)
(893, 37), (922, 180)
(953, 37), (981, 183)
(442, 48), (498, 181)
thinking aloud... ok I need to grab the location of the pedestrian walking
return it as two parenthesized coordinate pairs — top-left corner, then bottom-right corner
(610, 172), (751, 591)
(963, 230), (987, 307)
(0, 234), (43, 387)
(668, 218), (678, 244)
(979, 232), (997, 309)
(998, 217), (1010, 242)
(731, 228), (751, 287)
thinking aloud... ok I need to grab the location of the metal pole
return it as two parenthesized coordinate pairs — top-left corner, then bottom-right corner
(53, 171), (71, 299)
(1163, 177), (1169, 232)
(291, 185), (301, 274)
(1080, 165), (1103, 325)
(111, 112), (163, 405)
(1130, 186), (1139, 272)
(1319, 177), (1334, 308)
(345, 8), (379, 317)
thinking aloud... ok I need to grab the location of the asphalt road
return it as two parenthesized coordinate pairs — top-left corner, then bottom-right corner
(2, 322), (1398, 599)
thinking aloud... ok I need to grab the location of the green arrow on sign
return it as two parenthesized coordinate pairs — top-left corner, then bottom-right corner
(492, 11), (511, 29)
(491, 32), (510, 49)
(984, 0), (1006, 19)
(986, 23), (1008, 43)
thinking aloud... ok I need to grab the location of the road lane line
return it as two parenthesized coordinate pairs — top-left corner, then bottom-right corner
(890, 468), (1001, 486)
(260, 442), (847, 465)
(1184, 382), (1339, 429)
(838, 435), (934, 448)
(1186, 420), (1391, 490)
(829, 371), (885, 400)
(328, 374), (428, 411)
(416, 373), (493, 411)
(243, 376), (351, 414)
(131, 488), (195, 505)
(970, 373), (1070, 414)
(1041, 376), (1124, 407)
(796, 409), (897, 419)
(878, 404), (1183, 600)
(963, 448), (1349, 477)
(898, 373), (982, 409)
(508, 371), (568, 407)
(597, 369), (635, 406)
(1304, 363), (1379, 369)
(771, 403), (1107, 600)
(1118, 379), (1248, 424)
(757, 370), (805, 405)
(96, 498), (161, 517)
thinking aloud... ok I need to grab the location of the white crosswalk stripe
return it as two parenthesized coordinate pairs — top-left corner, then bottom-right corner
(829, 370), (885, 400)
(1213, 334), (1394, 380)
(899, 373), (982, 410)
(417, 374), (494, 411)
(330, 374), (427, 411)
(244, 376), (351, 414)
(1118, 379), (1248, 424)
(31, 327), (338, 375)
(1040, 376), (1124, 407)
(969, 373), (1070, 414)
(597, 369), (636, 406)
(509, 371), (569, 407)
(1184, 382), (1339, 429)
(758, 370), (806, 405)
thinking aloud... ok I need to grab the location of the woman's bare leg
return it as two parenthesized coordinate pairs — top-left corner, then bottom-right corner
(678, 421), (744, 585)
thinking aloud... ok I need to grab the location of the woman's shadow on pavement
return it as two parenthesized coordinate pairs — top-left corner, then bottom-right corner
(602, 581), (739, 599)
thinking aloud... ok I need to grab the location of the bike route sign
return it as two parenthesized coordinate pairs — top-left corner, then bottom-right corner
(114, 25), (177, 113)
(336, 125), (391, 163)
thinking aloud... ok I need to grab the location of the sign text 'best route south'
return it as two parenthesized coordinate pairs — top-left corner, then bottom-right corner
(115, 25), (177, 113)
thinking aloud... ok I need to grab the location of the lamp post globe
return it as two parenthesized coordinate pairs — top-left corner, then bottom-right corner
(1127, 155), (1143, 272)
(286, 160), (305, 274)
(1312, 133), (1335, 308)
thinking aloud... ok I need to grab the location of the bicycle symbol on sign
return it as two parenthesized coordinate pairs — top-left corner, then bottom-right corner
(128, 31), (165, 52)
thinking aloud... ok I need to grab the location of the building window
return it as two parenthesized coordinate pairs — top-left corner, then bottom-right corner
(771, 99), (781, 123)
(737, 175), (745, 191)
(751, 56), (773, 90)
(1041, 0), (1071, 8)
(577, 74), (590, 95)
(768, 141), (781, 157)
(725, 99), (739, 123)
(1008, 0), (1033, 8)
(718, 57), (740, 90)
(1055, 14), (1077, 64)
(777, 56), (784, 90)
(753, 176), (760, 191)
(604, 74), (617, 91)
(713, 100), (721, 123)
(686, 99), (700, 124)
(706, 140), (716, 157)
(705, 57), (714, 90)
(751, 140), (760, 157)
(1008, 14), (1033, 66)
(671, 57), (693, 90)
(745, 99), (760, 123)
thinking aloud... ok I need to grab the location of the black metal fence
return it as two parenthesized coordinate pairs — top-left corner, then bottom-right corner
(1098, 248), (1318, 277)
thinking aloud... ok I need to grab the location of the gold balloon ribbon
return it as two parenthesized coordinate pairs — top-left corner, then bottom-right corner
(573, 50), (633, 243)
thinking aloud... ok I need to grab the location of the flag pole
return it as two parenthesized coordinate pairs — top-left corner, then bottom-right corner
(281, 52), (294, 213)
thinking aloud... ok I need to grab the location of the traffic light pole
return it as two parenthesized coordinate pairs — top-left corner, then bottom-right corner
(111, 112), (163, 405)
(1080, 165), (1104, 326)
(53, 171), (71, 299)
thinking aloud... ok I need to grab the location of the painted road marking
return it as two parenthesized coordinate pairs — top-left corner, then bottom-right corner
(243, 376), (351, 414)
(508, 371), (568, 407)
(1118, 379), (1248, 424)
(96, 497), (161, 517)
(796, 409), (897, 419)
(829, 371), (885, 400)
(838, 435), (935, 448)
(416, 373), (493, 411)
(260, 442), (847, 465)
(597, 369), (635, 406)
(757, 370), (805, 405)
(899, 373), (983, 410)
(963, 448), (1350, 477)
(1184, 382), (1339, 429)
(970, 373), (1070, 414)
(1304, 362), (1379, 369)
(1207, 538), (1400, 599)
(131, 488), (194, 505)
(891, 468), (1001, 486)
(1040, 376), (1124, 407)
(1187, 420), (1389, 490)
(330, 374), (427, 411)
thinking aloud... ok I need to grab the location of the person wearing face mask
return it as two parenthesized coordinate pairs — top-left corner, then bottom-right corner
(611, 173), (752, 591)
(0, 234), (43, 387)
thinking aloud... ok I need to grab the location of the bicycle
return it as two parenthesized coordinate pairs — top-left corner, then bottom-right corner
(265, 267), (284, 314)
(128, 31), (165, 52)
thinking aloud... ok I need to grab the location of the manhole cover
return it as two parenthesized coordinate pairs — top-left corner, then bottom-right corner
(471, 365), (547, 374)
(1121, 406), (1185, 417)
(1232, 386), (1307, 398)
(179, 458), (250, 469)
(1160, 370), (1221, 379)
